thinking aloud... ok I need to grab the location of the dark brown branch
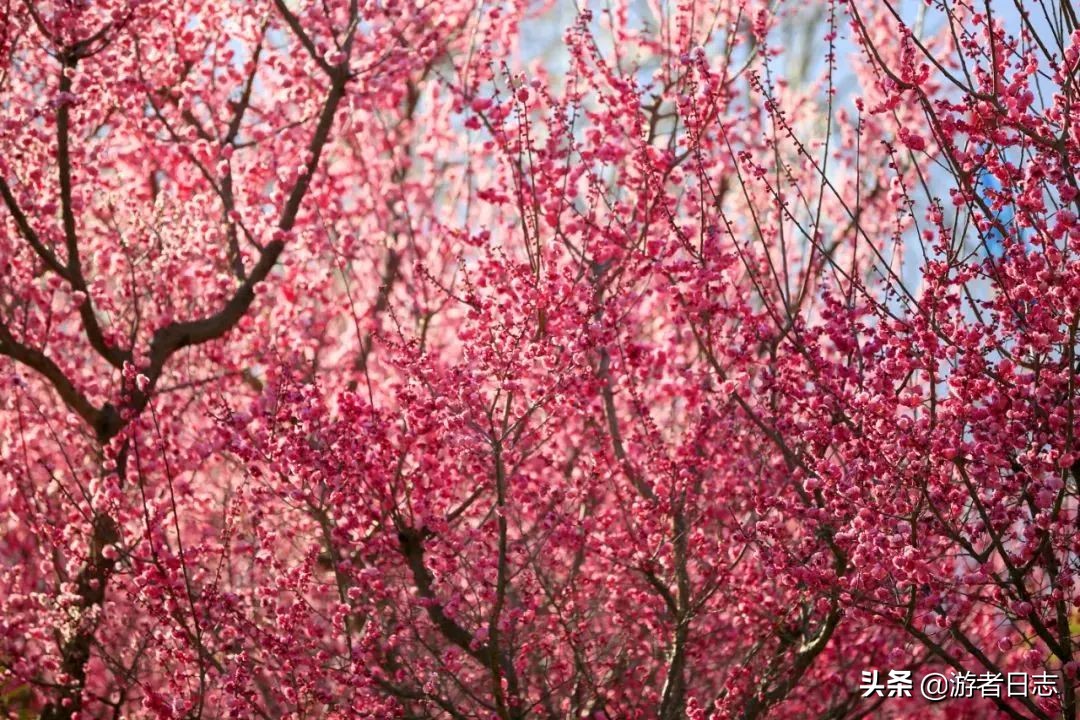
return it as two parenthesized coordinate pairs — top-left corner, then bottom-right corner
(0, 320), (116, 438)
(0, 175), (68, 276)
(134, 63), (352, 416)
(52, 51), (131, 369)
(270, 0), (334, 75)
(397, 527), (491, 661)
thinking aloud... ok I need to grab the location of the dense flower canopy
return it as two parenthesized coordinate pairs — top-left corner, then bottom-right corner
(1, 0), (1079, 718)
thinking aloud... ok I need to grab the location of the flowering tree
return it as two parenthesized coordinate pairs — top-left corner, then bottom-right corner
(1, 0), (1078, 718)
